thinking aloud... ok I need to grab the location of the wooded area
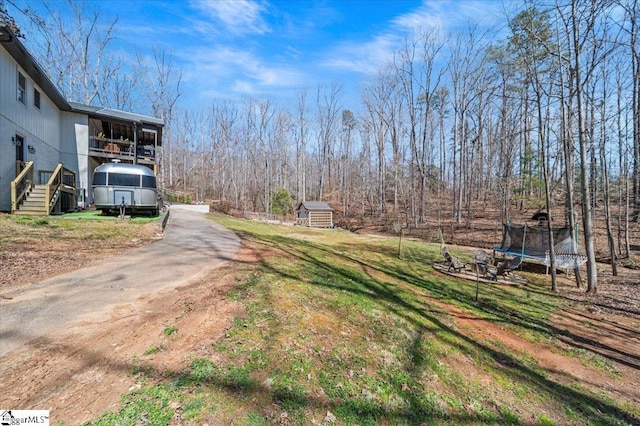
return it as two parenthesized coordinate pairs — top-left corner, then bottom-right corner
(3, 0), (639, 293)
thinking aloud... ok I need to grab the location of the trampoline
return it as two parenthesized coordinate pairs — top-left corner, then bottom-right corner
(494, 221), (587, 272)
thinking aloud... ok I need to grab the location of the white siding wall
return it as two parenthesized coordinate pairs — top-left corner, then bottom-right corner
(0, 46), (66, 210)
(60, 112), (89, 203)
(0, 48), (19, 211)
(0, 113), (13, 210)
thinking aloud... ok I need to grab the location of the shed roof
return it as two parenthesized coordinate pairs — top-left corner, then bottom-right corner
(297, 201), (332, 211)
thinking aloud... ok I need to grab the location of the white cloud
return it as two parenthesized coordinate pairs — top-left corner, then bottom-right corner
(177, 43), (308, 102)
(397, 0), (510, 32)
(392, 4), (446, 32)
(320, 0), (510, 77)
(232, 80), (258, 95)
(191, 0), (271, 35)
(323, 33), (400, 76)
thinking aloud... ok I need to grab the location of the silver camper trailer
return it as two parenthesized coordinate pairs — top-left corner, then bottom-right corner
(92, 162), (159, 216)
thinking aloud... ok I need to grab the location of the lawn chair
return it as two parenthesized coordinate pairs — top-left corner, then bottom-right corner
(469, 250), (491, 277)
(487, 256), (522, 280)
(441, 247), (464, 273)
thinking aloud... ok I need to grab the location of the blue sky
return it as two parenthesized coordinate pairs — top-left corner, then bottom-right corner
(10, 0), (517, 110)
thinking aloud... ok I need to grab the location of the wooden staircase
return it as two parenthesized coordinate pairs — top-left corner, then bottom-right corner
(11, 162), (76, 216)
(15, 184), (56, 216)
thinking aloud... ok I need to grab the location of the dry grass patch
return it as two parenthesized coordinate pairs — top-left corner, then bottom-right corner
(0, 213), (162, 291)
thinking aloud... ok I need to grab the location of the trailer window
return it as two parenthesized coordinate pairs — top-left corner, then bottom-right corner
(141, 175), (157, 189)
(92, 172), (107, 185)
(108, 173), (140, 187)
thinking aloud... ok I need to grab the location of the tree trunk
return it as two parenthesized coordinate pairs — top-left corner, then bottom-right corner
(559, 46), (583, 288)
(571, 0), (598, 293)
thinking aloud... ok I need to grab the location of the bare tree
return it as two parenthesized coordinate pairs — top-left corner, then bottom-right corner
(137, 49), (181, 189)
(447, 26), (490, 226)
(315, 83), (342, 200)
(295, 90), (310, 203)
(566, 0), (599, 293)
(340, 109), (358, 215)
(396, 29), (445, 225)
(0, 0), (24, 37)
(508, 6), (560, 291)
(618, 0), (640, 222)
(362, 69), (393, 218)
(8, 0), (120, 105)
(614, 61), (632, 258)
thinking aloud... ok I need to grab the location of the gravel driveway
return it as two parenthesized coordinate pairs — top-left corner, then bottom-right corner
(0, 205), (240, 357)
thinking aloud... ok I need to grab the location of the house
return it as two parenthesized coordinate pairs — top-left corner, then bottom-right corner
(0, 25), (163, 215)
(296, 201), (333, 228)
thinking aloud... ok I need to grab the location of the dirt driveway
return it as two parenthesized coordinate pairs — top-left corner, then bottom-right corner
(0, 206), (240, 423)
(0, 205), (240, 358)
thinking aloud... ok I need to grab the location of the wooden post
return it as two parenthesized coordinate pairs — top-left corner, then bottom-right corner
(475, 262), (480, 302)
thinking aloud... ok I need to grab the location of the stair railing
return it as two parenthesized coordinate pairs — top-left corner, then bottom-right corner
(62, 166), (76, 189)
(11, 161), (34, 213)
(44, 164), (76, 214)
(45, 163), (62, 213)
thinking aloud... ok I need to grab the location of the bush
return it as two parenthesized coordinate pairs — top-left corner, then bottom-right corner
(212, 200), (233, 214)
(270, 188), (292, 217)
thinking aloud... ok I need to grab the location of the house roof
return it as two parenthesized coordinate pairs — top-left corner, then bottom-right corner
(297, 201), (332, 211)
(69, 103), (164, 127)
(0, 25), (70, 110)
(0, 25), (163, 128)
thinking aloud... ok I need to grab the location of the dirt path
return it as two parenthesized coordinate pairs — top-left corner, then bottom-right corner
(439, 297), (640, 406)
(0, 206), (243, 423)
(0, 256), (248, 424)
(0, 206), (240, 357)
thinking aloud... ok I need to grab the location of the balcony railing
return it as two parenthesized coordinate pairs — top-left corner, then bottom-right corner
(89, 136), (157, 164)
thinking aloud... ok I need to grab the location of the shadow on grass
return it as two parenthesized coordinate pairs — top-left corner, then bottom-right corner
(4, 334), (529, 426)
(42, 220), (633, 425)
(236, 230), (639, 425)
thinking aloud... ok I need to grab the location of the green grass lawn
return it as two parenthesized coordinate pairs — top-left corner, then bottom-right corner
(62, 209), (161, 223)
(83, 214), (638, 426)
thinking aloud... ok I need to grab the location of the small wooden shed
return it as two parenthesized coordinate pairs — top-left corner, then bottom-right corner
(296, 201), (333, 228)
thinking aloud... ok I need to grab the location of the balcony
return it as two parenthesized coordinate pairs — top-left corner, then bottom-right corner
(89, 136), (157, 165)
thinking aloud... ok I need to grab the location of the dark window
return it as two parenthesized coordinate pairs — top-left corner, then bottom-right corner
(92, 172), (107, 185)
(34, 88), (41, 109)
(108, 173), (140, 187)
(18, 71), (26, 105)
(141, 175), (157, 189)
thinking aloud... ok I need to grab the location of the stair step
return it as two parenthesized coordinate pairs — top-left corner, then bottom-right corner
(15, 184), (58, 215)
(15, 211), (47, 216)
(22, 198), (46, 207)
(16, 208), (47, 214)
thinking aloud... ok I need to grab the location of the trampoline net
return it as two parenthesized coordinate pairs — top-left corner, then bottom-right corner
(496, 222), (581, 259)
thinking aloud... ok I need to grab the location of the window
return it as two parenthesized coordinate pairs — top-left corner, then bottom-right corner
(142, 175), (157, 189)
(17, 71), (26, 105)
(108, 173), (140, 187)
(92, 172), (107, 186)
(34, 88), (41, 110)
